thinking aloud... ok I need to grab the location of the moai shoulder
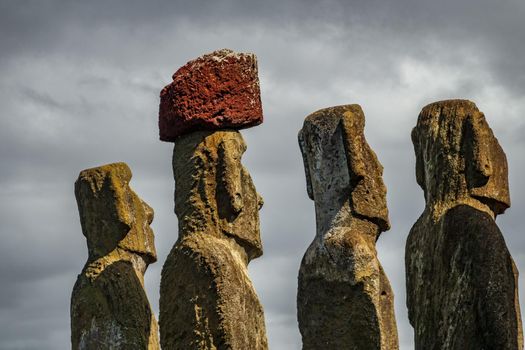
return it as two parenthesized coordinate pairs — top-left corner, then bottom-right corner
(406, 99), (523, 350)
(71, 162), (159, 350)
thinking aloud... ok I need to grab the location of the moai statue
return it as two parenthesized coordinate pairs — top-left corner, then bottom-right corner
(406, 99), (523, 350)
(297, 105), (399, 350)
(71, 162), (159, 350)
(158, 49), (268, 350)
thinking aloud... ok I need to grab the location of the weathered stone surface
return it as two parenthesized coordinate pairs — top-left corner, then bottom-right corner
(159, 130), (267, 349)
(159, 49), (263, 141)
(297, 105), (398, 349)
(71, 162), (159, 350)
(406, 99), (523, 350)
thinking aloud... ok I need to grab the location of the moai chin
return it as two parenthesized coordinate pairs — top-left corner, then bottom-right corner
(297, 104), (399, 350)
(71, 162), (159, 350)
(158, 49), (268, 350)
(406, 99), (523, 350)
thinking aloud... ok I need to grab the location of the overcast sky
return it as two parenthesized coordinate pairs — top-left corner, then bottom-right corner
(1, 1), (524, 349)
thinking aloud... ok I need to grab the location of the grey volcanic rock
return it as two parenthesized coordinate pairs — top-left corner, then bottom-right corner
(406, 99), (523, 350)
(159, 130), (268, 350)
(297, 105), (399, 350)
(71, 162), (159, 350)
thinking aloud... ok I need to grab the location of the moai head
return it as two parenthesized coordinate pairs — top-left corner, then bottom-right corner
(298, 104), (390, 233)
(160, 49), (264, 261)
(74, 162), (157, 262)
(173, 130), (264, 261)
(412, 99), (510, 215)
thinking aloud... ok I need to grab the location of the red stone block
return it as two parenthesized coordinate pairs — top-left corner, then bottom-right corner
(159, 49), (263, 141)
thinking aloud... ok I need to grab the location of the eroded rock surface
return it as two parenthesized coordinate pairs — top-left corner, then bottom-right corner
(159, 49), (263, 141)
(406, 99), (523, 350)
(71, 162), (159, 350)
(159, 130), (268, 350)
(297, 105), (399, 350)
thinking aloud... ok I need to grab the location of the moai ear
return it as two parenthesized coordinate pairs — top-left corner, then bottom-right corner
(298, 129), (314, 200)
(463, 112), (492, 188)
(411, 126), (427, 194)
(339, 109), (367, 187)
(463, 112), (510, 215)
(216, 137), (245, 220)
(340, 109), (390, 232)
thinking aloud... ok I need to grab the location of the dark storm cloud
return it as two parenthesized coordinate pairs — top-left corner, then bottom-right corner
(2, 0), (524, 96)
(1, 1), (524, 349)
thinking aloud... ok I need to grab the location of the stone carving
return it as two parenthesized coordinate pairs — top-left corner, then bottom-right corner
(71, 162), (159, 350)
(159, 131), (267, 349)
(406, 99), (523, 349)
(158, 49), (267, 349)
(159, 49), (263, 141)
(297, 105), (399, 349)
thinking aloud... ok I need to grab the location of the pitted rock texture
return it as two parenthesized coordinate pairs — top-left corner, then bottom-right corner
(406, 99), (523, 350)
(159, 49), (263, 141)
(71, 162), (159, 350)
(159, 130), (268, 350)
(297, 105), (398, 350)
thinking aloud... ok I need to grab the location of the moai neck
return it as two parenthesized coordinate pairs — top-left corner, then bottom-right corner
(84, 248), (148, 286)
(425, 187), (495, 222)
(313, 186), (379, 243)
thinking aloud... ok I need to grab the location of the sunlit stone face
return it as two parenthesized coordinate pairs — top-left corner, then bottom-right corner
(75, 162), (157, 262)
(299, 104), (390, 233)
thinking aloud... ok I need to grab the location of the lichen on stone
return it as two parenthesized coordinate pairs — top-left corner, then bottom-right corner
(297, 104), (399, 350)
(406, 99), (522, 350)
(159, 131), (267, 349)
(71, 162), (159, 350)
